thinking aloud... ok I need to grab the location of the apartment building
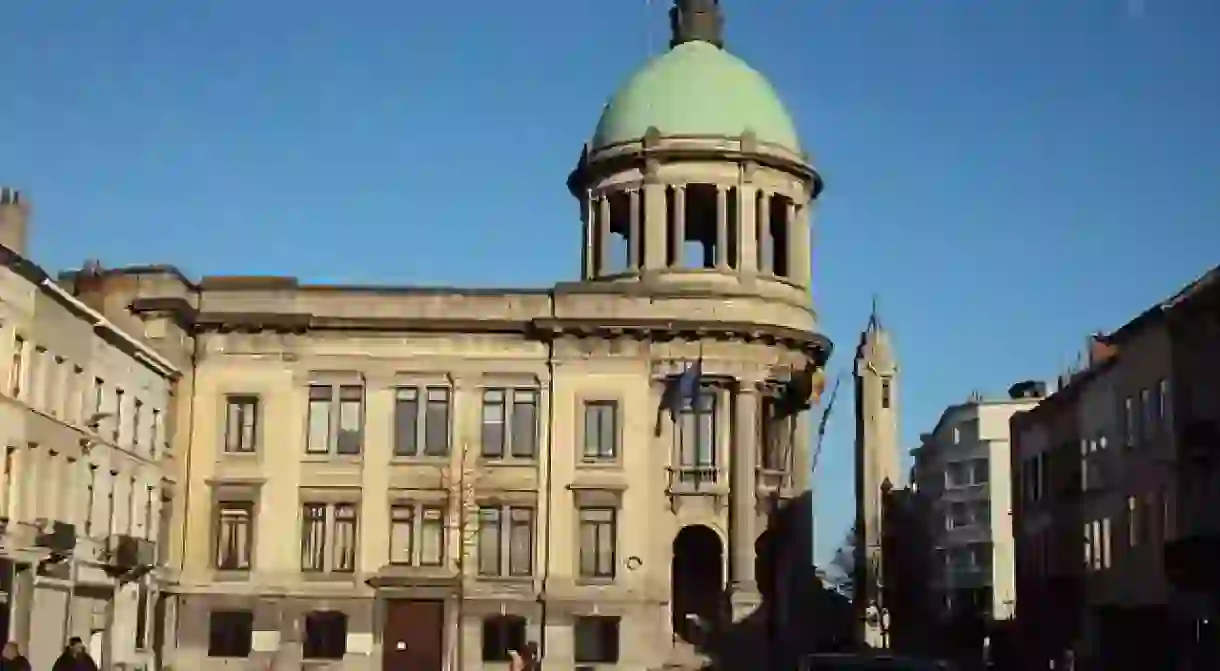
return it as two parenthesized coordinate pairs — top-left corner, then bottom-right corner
(1012, 266), (1220, 670)
(911, 387), (1042, 624)
(0, 188), (178, 670)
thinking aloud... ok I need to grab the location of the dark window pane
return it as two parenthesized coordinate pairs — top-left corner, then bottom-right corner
(574, 616), (620, 664)
(481, 615), (527, 662)
(336, 385), (364, 455)
(482, 390), (506, 458)
(477, 507), (502, 575)
(511, 390), (538, 458)
(393, 388), (418, 457)
(207, 610), (254, 658)
(301, 503), (327, 572)
(424, 387), (450, 456)
(303, 611), (347, 660)
(420, 506), (445, 566)
(509, 507), (534, 576)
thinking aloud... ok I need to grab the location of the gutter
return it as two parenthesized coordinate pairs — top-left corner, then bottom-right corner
(538, 290), (558, 659)
(38, 278), (179, 378)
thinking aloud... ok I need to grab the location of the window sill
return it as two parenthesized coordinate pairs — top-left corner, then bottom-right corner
(301, 454), (364, 464)
(479, 458), (539, 467)
(476, 574), (535, 584)
(389, 455), (450, 465)
(574, 577), (617, 587)
(302, 571), (358, 582)
(576, 459), (621, 470)
(210, 570), (251, 582)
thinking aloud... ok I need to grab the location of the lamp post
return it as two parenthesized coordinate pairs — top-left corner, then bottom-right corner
(440, 442), (481, 671)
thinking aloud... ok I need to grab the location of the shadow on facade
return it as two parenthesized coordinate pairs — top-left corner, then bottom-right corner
(679, 492), (858, 671)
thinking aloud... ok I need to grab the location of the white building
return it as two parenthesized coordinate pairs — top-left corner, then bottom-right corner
(911, 383), (1046, 622)
(0, 188), (179, 669)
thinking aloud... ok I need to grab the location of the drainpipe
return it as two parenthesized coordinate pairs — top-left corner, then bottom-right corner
(538, 291), (558, 661)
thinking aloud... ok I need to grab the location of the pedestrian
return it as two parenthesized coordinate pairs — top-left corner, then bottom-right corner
(0, 642), (30, 671)
(51, 637), (98, 671)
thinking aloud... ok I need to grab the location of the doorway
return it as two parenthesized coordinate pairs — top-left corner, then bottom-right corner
(382, 600), (444, 671)
(671, 525), (724, 642)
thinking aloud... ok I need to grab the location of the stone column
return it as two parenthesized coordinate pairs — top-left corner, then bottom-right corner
(581, 191), (594, 280)
(731, 382), (759, 599)
(737, 183), (758, 274)
(628, 189), (642, 271)
(757, 192), (773, 275)
(787, 200), (810, 287)
(359, 373), (394, 574)
(643, 180), (667, 271)
(715, 185), (729, 270)
(597, 196), (612, 275)
(671, 185), (686, 267)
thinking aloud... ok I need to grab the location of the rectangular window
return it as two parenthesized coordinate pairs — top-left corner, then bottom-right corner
(390, 503), (447, 566)
(301, 503), (327, 572)
(477, 505), (535, 577)
(481, 388), (539, 459)
(1158, 379), (1171, 423)
(393, 388), (419, 456)
(207, 610), (254, 658)
(151, 408), (162, 458)
(1127, 496), (1140, 547)
(132, 399), (143, 447)
(336, 385), (364, 455)
(481, 615), (526, 663)
(677, 388), (717, 469)
(303, 611), (347, 660)
(306, 384), (365, 455)
(92, 377), (104, 418)
(301, 502), (359, 573)
(114, 388), (125, 441)
(574, 616), (621, 664)
(32, 346), (46, 408)
(583, 400), (619, 462)
(1140, 387), (1154, 440)
(1123, 396), (1135, 447)
(215, 502), (254, 570)
(8, 335), (24, 398)
(424, 387), (451, 456)
(332, 503), (358, 572)
(578, 507), (617, 579)
(881, 378), (892, 409)
(306, 386), (333, 454)
(134, 583), (149, 649)
(477, 507), (502, 575)
(224, 396), (259, 453)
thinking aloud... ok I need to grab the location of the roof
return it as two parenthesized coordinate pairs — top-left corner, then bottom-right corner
(591, 40), (801, 151)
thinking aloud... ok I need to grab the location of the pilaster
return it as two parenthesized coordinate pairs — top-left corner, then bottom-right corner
(643, 180), (668, 271)
(730, 379), (759, 597)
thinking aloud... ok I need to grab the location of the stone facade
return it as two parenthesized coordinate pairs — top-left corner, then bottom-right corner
(0, 208), (178, 670)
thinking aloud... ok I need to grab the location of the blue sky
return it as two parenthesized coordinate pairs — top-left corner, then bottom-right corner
(2, 0), (1217, 564)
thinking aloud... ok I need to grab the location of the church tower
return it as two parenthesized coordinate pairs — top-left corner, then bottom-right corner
(853, 302), (902, 646)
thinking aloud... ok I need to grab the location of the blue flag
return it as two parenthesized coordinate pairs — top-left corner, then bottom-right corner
(655, 358), (704, 436)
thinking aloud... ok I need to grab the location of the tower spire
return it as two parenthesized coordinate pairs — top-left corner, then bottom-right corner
(669, 0), (724, 49)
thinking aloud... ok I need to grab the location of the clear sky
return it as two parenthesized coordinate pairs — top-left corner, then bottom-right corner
(2, 0), (1217, 564)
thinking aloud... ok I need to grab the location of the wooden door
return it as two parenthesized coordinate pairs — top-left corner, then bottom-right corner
(382, 599), (444, 671)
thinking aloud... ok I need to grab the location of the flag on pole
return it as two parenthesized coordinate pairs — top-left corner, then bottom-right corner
(655, 356), (705, 436)
(811, 374), (841, 477)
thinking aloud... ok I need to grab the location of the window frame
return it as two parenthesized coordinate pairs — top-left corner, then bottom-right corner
(676, 385), (719, 470)
(574, 615), (621, 664)
(214, 501), (255, 571)
(581, 399), (619, 463)
(476, 503), (535, 578)
(223, 395), (260, 454)
(481, 615), (527, 663)
(393, 385), (452, 458)
(389, 502), (446, 567)
(480, 387), (540, 461)
(305, 383), (366, 456)
(302, 610), (348, 660)
(207, 610), (254, 658)
(577, 506), (618, 580)
(300, 501), (360, 574)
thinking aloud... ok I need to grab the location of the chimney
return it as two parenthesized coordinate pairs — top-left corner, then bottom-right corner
(1008, 380), (1048, 400)
(1087, 332), (1117, 366)
(0, 187), (30, 255)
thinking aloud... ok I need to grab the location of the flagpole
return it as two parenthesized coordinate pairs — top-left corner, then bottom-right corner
(810, 374), (842, 565)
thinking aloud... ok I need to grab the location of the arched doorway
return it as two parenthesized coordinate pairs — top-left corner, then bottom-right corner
(671, 525), (724, 642)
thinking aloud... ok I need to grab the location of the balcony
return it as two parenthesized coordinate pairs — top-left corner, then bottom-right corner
(666, 466), (727, 512)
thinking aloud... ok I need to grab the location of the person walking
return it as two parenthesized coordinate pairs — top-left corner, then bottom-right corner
(0, 642), (30, 671)
(51, 637), (98, 671)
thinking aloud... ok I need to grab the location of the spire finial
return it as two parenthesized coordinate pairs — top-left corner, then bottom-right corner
(868, 294), (882, 331)
(669, 0), (724, 49)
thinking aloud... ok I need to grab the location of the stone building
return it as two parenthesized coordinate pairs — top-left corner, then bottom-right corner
(0, 188), (178, 670)
(40, 2), (832, 669)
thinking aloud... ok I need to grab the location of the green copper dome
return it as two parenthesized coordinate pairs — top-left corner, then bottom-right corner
(591, 40), (801, 152)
